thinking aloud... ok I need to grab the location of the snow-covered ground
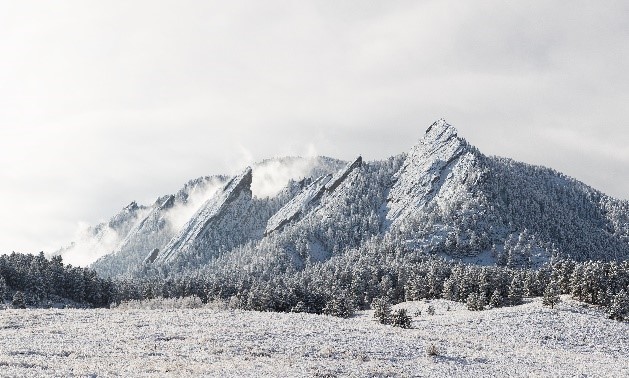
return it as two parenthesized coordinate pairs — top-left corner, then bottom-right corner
(0, 296), (626, 377)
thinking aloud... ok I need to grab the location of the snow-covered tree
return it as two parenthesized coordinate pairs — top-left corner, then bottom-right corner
(543, 281), (561, 309)
(392, 308), (412, 328)
(372, 297), (392, 325)
(607, 290), (628, 322)
(12, 291), (26, 309)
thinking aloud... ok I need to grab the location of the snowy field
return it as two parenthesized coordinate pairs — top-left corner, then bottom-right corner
(0, 297), (627, 377)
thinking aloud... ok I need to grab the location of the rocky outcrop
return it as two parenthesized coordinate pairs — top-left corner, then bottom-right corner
(265, 174), (332, 236)
(385, 119), (479, 226)
(152, 167), (253, 264)
(264, 156), (363, 236)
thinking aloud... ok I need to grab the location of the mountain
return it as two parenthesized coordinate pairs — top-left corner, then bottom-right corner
(63, 156), (345, 276)
(89, 175), (228, 277)
(60, 120), (629, 278)
(57, 201), (150, 268)
(152, 167), (255, 265)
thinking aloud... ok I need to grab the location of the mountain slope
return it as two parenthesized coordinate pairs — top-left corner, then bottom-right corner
(89, 175), (228, 277)
(385, 120), (629, 265)
(62, 119), (629, 278)
(152, 167), (254, 265)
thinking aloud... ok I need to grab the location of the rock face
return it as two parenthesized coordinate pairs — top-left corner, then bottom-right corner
(74, 119), (629, 277)
(56, 201), (150, 267)
(264, 156), (363, 236)
(325, 156), (362, 192)
(152, 167), (253, 265)
(265, 175), (332, 236)
(89, 175), (228, 276)
(385, 119), (481, 227)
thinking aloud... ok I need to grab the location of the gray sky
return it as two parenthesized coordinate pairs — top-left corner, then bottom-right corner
(1, 0), (628, 256)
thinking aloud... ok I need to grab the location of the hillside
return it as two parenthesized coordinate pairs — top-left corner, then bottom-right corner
(57, 120), (629, 278)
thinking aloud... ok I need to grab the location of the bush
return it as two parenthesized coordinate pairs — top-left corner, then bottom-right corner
(322, 297), (354, 318)
(392, 308), (412, 328)
(12, 291), (26, 309)
(372, 297), (392, 325)
(426, 305), (435, 315)
(425, 343), (439, 357)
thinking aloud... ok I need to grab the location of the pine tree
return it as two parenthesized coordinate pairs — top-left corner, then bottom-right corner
(489, 289), (503, 308)
(607, 290), (628, 322)
(508, 276), (523, 306)
(392, 308), (412, 328)
(372, 297), (392, 325)
(543, 281), (561, 309)
(0, 276), (6, 303)
(12, 291), (26, 309)
(323, 296), (354, 318)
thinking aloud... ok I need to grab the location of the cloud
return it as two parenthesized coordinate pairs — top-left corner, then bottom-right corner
(251, 156), (321, 198)
(163, 178), (225, 232)
(58, 222), (126, 268)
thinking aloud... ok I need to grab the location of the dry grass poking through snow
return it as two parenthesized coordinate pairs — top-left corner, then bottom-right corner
(0, 296), (626, 377)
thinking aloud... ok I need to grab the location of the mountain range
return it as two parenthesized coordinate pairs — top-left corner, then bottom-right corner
(59, 120), (629, 278)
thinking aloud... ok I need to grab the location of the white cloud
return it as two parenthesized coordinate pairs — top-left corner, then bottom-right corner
(164, 179), (225, 232)
(58, 222), (124, 268)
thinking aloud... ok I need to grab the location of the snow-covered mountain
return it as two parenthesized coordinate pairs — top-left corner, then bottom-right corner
(63, 156), (345, 275)
(61, 120), (629, 277)
(88, 175), (228, 277)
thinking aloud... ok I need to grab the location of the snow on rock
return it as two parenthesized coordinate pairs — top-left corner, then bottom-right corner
(153, 167), (253, 264)
(265, 174), (332, 236)
(385, 119), (479, 227)
(264, 156), (362, 236)
(90, 175), (227, 276)
(56, 201), (150, 267)
(324, 156), (362, 192)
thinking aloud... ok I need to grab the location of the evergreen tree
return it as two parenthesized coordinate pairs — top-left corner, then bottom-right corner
(12, 291), (26, 309)
(322, 296), (354, 318)
(392, 308), (412, 328)
(607, 290), (628, 322)
(372, 297), (392, 325)
(0, 276), (6, 302)
(489, 289), (503, 308)
(508, 276), (524, 306)
(467, 293), (485, 311)
(543, 281), (561, 309)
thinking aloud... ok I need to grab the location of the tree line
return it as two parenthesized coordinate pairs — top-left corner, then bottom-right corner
(1, 250), (627, 322)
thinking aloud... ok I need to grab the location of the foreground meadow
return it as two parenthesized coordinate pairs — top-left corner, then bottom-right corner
(0, 297), (627, 377)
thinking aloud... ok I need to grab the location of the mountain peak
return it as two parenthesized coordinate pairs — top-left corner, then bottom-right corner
(422, 118), (462, 147)
(385, 119), (475, 225)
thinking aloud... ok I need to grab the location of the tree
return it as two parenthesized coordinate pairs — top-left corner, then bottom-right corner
(0, 276), (6, 302)
(607, 290), (628, 322)
(392, 308), (412, 329)
(543, 281), (561, 309)
(489, 289), (503, 308)
(467, 293), (485, 311)
(12, 291), (26, 309)
(508, 276), (523, 306)
(323, 296), (354, 318)
(372, 297), (392, 325)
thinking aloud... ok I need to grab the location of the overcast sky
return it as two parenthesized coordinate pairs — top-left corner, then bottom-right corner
(1, 0), (628, 256)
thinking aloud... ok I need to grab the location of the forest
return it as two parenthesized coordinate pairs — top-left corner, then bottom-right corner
(1, 249), (627, 323)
